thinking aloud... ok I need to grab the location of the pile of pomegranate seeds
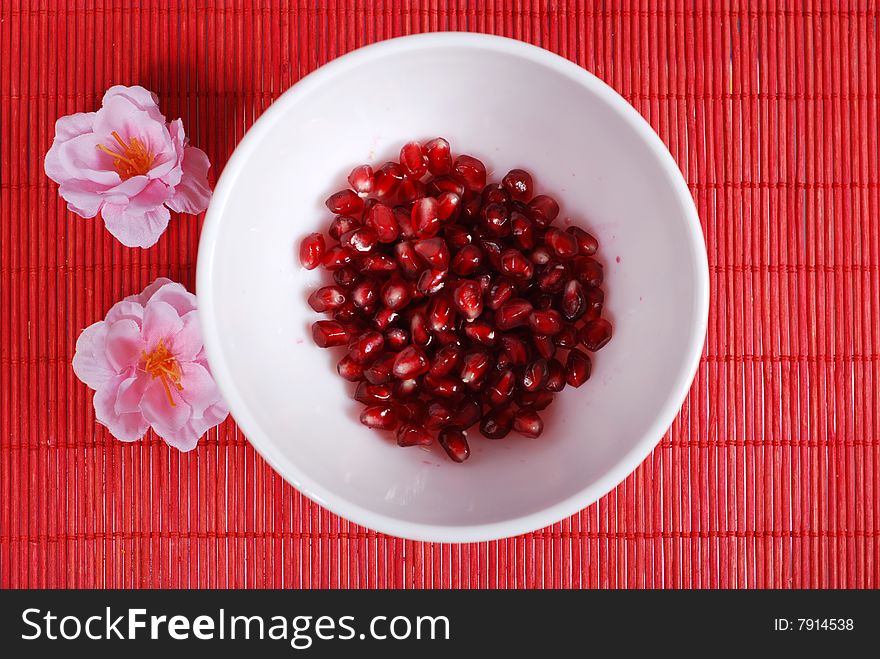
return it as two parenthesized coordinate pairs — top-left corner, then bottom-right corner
(299, 138), (612, 463)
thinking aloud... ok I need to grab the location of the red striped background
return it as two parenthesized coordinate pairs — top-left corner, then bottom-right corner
(1, 0), (878, 588)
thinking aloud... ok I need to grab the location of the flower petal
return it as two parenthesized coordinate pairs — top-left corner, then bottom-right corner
(105, 319), (145, 372)
(104, 299), (145, 326)
(102, 85), (165, 122)
(101, 202), (170, 248)
(115, 374), (150, 415)
(141, 300), (183, 350)
(93, 373), (150, 442)
(136, 277), (175, 305)
(165, 145), (211, 214)
(162, 400), (228, 452)
(149, 282), (198, 316)
(44, 111), (97, 182)
(178, 362), (220, 418)
(71, 321), (114, 390)
(141, 377), (191, 435)
(170, 311), (203, 361)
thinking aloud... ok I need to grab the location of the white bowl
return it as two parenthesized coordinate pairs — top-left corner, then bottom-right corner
(197, 33), (709, 543)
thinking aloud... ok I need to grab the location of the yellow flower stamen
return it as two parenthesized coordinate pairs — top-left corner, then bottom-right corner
(140, 338), (184, 407)
(96, 130), (156, 179)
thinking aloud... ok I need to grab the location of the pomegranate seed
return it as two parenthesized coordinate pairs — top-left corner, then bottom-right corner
(459, 350), (492, 390)
(500, 248), (534, 279)
(500, 335), (530, 366)
(561, 279), (586, 320)
(424, 375), (462, 399)
(451, 280), (483, 321)
(461, 195), (482, 221)
(348, 331), (385, 365)
(529, 309), (562, 335)
(398, 176), (426, 204)
(453, 155), (487, 192)
(453, 397), (482, 429)
(572, 256), (604, 287)
(534, 293), (554, 310)
(513, 408), (543, 438)
(425, 400), (453, 429)
(517, 390), (554, 410)
(358, 253), (397, 272)
(333, 265), (359, 287)
(392, 345), (430, 379)
(510, 211), (535, 250)
(438, 427), (470, 462)
(328, 215), (360, 241)
(427, 175), (466, 198)
(567, 226), (598, 255)
(397, 423), (433, 447)
(350, 278), (378, 310)
(477, 273), (494, 294)
(555, 323), (579, 347)
(451, 244), (482, 276)
(433, 329), (462, 346)
(479, 239), (504, 270)
(427, 295), (455, 332)
(333, 302), (359, 323)
(409, 311), (432, 347)
(413, 237), (450, 270)
(384, 327), (409, 351)
(360, 405), (398, 430)
(393, 241), (425, 279)
(565, 348), (592, 387)
(423, 137), (452, 175)
(337, 354), (365, 381)
(529, 246), (552, 265)
(501, 168), (533, 201)
(480, 202), (510, 237)
(495, 298), (533, 330)
(364, 352), (396, 384)
(364, 202), (399, 243)
(347, 164), (374, 195)
(584, 286), (605, 320)
(326, 189), (364, 215)
(394, 206), (416, 239)
(373, 161), (405, 198)
(354, 381), (394, 404)
(579, 318), (613, 351)
(444, 224), (472, 249)
(396, 380), (422, 402)
(299, 233), (326, 270)
(429, 345), (463, 378)
(412, 197), (442, 238)
(480, 406), (514, 439)
(537, 261), (568, 292)
(417, 269), (448, 296)
(311, 320), (349, 347)
(464, 319), (497, 347)
(486, 369), (516, 407)
(528, 194), (559, 226)
(544, 227), (579, 258)
(545, 358), (566, 392)
(521, 358), (549, 392)
(436, 191), (461, 221)
(308, 286), (346, 312)
(340, 226), (378, 253)
(486, 278), (516, 310)
(533, 334), (556, 360)
(381, 274), (413, 311)
(399, 141), (427, 178)
(481, 183), (510, 205)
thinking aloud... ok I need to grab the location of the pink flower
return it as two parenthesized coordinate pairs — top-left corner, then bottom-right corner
(44, 85), (211, 248)
(72, 278), (228, 451)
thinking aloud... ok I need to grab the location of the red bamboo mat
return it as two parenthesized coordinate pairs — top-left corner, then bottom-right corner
(1, 1), (878, 589)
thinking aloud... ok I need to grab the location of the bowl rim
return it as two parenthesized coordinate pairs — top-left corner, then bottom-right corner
(196, 31), (710, 543)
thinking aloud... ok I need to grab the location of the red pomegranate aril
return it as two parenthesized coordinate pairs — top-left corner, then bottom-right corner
(413, 237), (450, 270)
(340, 226), (378, 253)
(333, 265), (359, 287)
(384, 327), (409, 351)
(537, 261), (568, 292)
(464, 320), (497, 347)
(429, 344), (463, 378)
(486, 369), (517, 408)
(572, 256), (604, 287)
(453, 155), (487, 192)
(444, 224), (472, 249)
(354, 381), (394, 405)
(434, 329), (463, 346)
(409, 311), (432, 347)
(500, 248), (534, 279)
(373, 161), (405, 198)
(360, 405), (399, 431)
(567, 226), (598, 255)
(459, 350), (492, 390)
(398, 176), (426, 204)
(337, 354), (365, 381)
(350, 278), (378, 310)
(517, 390), (554, 410)
(534, 293), (554, 310)
(424, 375), (462, 400)
(479, 239), (504, 270)
(545, 358), (566, 392)
(482, 183), (510, 205)
(325, 189), (364, 215)
(426, 175), (466, 198)
(392, 345), (430, 379)
(333, 302), (359, 323)
(436, 191), (462, 221)
(453, 397), (482, 429)
(555, 323), (579, 347)
(395, 380), (422, 402)
(513, 408), (543, 438)
(451, 244), (483, 276)
(347, 164), (374, 195)
(480, 202), (511, 237)
(561, 279), (586, 320)
(364, 352), (396, 384)
(311, 320), (350, 347)
(438, 427), (470, 462)
(544, 227), (580, 258)
(480, 405), (514, 439)
(397, 423), (433, 447)
(527, 194), (559, 226)
(358, 253), (397, 273)
(394, 206), (416, 239)
(381, 274), (412, 311)
(329, 215), (362, 242)
(529, 246), (552, 265)
(451, 280), (483, 321)
(399, 141), (427, 177)
(495, 298), (533, 330)
(371, 306), (399, 331)
(461, 194), (482, 221)
(308, 286), (346, 312)
(425, 400), (454, 429)
(348, 331), (385, 365)
(565, 348), (592, 387)
(417, 268), (448, 296)
(393, 241), (425, 278)
(412, 197), (442, 238)
(363, 202), (398, 243)
(521, 358), (549, 392)
(533, 334), (556, 360)
(579, 318), (613, 352)
(427, 295), (455, 332)
(529, 309), (563, 335)
(299, 233), (326, 270)
(500, 334), (530, 366)
(510, 212), (535, 250)
(424, 137), (452, 175)
(477, 273), (494, 294)
(486, 278), (516, 310)
(501, 168), (533, 201)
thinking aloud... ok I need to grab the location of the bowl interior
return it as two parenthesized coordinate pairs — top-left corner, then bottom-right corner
(198, 34), (707, 541)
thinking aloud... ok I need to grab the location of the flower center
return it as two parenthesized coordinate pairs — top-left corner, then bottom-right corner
(96, 131), (156, 179)
(141, 338), (183, 407)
